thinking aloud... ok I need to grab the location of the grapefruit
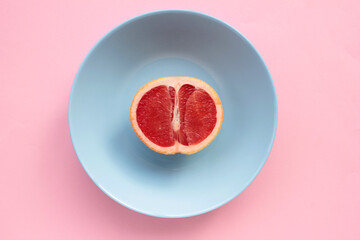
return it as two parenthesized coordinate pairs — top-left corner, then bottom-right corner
(130, 77), (223, 154)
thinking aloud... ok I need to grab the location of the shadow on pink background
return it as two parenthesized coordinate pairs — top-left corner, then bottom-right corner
(0, 0), (359, 239)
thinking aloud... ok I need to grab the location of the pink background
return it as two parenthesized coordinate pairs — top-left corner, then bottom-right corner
(1, 0), (359, 239)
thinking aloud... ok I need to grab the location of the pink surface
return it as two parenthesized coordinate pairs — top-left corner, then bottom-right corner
(1, 0), (359, 239)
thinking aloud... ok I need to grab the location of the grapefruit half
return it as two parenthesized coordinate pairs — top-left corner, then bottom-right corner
(130, 77), (223, 154)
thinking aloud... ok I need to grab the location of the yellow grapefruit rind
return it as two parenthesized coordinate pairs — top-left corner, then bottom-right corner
(130, 77), (223, 155)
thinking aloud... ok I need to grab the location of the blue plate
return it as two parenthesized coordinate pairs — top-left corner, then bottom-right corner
(69, 10), (277, 218)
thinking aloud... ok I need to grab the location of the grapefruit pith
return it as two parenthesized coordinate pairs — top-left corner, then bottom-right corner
(130, 77), (223, 154)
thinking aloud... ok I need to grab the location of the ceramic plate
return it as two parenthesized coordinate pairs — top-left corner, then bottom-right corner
(69, 10), (277, 218)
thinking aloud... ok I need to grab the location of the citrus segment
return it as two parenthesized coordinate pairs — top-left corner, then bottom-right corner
(178, 84), (196, 145)
(182, 88), (217, 145)
(136, 85), (175, 147)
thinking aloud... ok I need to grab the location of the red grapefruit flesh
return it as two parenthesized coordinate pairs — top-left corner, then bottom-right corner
(136, 85), (175, 147)
(130, 77), (223, 154)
